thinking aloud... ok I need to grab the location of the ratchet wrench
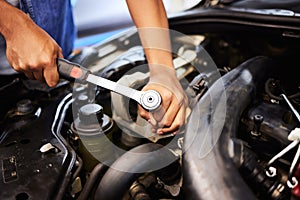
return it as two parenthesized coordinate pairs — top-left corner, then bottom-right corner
(57, 58), (161, 111)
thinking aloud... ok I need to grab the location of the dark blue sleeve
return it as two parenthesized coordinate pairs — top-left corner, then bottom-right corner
(20, 0), (77, 57)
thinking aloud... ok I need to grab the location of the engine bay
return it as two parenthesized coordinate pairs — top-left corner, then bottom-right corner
(1, 19), (300, 200)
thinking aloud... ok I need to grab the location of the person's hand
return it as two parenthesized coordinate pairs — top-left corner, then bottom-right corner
(4, 8), (63, 87)
(138, 65), (189, 135)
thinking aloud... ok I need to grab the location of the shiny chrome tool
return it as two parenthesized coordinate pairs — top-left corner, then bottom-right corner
(57, 58), (161, 111)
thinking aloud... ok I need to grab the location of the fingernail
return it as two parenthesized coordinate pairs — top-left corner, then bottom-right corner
(157, 129), (163, 134)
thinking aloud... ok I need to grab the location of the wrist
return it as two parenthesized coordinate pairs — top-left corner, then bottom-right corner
(144, 48), (174, 65)
(148, 63), (177, 82)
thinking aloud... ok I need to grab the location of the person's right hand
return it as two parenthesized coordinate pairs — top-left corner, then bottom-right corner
(138, 64), (189, 135)
(2, 3), (63, 87)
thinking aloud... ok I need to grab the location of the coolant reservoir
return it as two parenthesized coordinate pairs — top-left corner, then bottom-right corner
(71, 103), (116, 169)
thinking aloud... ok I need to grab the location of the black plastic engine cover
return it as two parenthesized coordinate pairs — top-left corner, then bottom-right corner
(0, 89), (74, 200)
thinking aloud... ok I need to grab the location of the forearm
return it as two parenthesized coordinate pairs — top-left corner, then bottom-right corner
(126, 0), (168, 28)
(0, 0), (32, 40)
(126, 0), (174, 70)
(0, 0), (62, 87)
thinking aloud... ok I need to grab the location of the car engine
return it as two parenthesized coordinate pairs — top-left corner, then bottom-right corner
(1, 3), (300, 200)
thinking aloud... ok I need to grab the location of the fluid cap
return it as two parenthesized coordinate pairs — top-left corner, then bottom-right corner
(79, 103), (103, 124)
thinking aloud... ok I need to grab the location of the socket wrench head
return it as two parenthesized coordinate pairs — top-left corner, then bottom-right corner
(140, 90), (162, 111)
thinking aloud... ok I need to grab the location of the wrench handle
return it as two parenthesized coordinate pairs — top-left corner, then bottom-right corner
(57, 58), (91, 83)
(57, 58), (162, 111)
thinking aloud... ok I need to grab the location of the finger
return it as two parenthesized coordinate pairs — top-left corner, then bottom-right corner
(156, 97), (181, 128)
(43, 59), (59, 87)
(138, 105), (157, 127)
(151, 93), (172, 122)
(151, 104), (167, 123)
(32, 71), (44, 82)
(24, 72), (34, 80)
(138, 105), (159, 133)
(157, 106), (186, 135)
